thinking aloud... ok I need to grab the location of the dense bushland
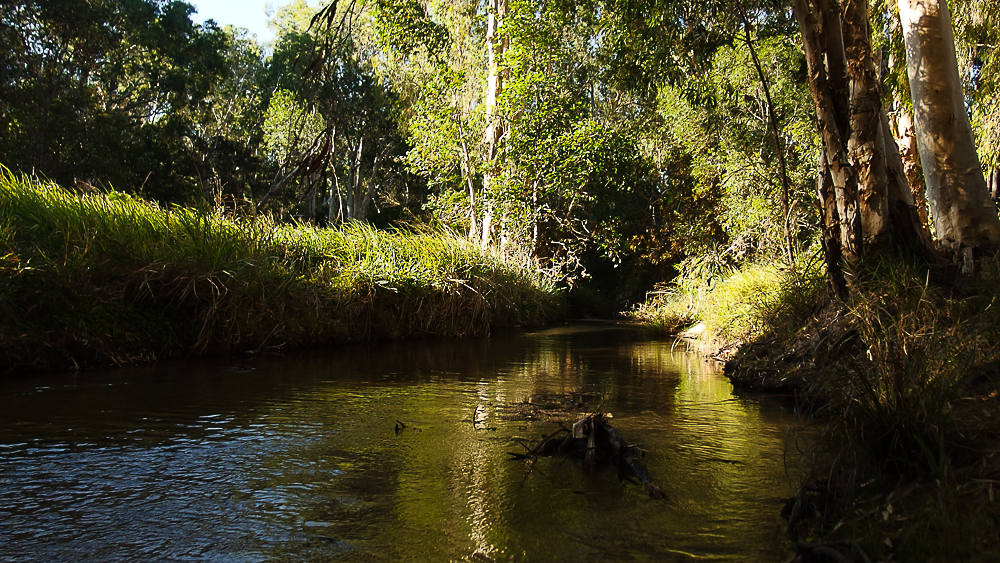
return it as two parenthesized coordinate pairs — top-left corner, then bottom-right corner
(0, 171), (565, 372)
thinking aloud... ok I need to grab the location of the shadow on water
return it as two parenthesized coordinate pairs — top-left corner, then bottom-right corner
(0, 322), (806, 562)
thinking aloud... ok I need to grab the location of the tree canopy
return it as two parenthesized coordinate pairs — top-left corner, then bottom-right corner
(2, 0), (998, 301)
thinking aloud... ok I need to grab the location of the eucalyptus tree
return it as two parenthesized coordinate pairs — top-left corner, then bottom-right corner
(873, 0), (999, 235)
(896, 0), (1000, 258)
(480, 0), (508, 247)
(260, 86), (327, 214)
(789, 0), (1000, 288)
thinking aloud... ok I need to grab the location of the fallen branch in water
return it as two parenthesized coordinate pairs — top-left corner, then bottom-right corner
(510, 412), (665, 499)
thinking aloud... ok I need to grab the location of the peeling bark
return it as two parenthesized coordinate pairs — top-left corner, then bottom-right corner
(898, 0), (1000, 252)
(882, 108), (936, 255)
(842, 0), (889, 248)
(891, 105), (930, 229)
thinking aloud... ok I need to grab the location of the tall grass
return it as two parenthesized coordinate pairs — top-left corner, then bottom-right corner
(0, 170), (565, 372)
(632, 253), (825, 354)
(800, 259), (1000, 561)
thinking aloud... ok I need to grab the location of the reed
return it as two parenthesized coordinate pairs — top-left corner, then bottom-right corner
(0, 170), (565, 372)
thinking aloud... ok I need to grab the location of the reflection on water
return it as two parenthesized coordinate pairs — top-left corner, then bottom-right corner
(0, 322), (802, 561)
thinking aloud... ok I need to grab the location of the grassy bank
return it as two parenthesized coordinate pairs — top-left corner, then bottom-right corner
(633, 256), (1000, 561)
(631, 253), (826, 360)
(0, 170), (565, 373)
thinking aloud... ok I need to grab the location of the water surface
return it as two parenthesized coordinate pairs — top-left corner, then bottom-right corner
(0, 322), (802, 561)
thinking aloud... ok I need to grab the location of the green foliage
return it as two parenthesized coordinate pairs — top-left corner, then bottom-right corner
(262, 89), (326, 164)
(508, 119), (631, 286)
(654, 33), (820, 263)
(0, 170), (564, 371)
(183, 26), (272, 200)
(262, 4), (423, 222)
(403, 67), (484, 195)
(370, 0), (449, 58)
(0, 0), (240, 201)
(955, 0), (1000, 173)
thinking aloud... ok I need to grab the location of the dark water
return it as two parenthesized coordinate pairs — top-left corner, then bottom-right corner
(0, 323), (804, 562)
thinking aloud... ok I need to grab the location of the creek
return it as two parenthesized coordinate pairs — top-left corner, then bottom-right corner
(0, 322), (804, 562)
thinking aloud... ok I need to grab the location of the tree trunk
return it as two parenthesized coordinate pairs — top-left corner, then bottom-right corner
(481, 204), (493, 251)
(456, 119), (479, 243)
(480, 0), (508, 247)
(792, 0), (938, 287)
(346, 137), (364, 221)
(898, 0), (1000, 253)
(882, 107), (936, 255)
(891, 104), (930, 229)
(327, 127), (340, 224)
(358, 154), (380, 223)
(817, 152), (849, 295)
(791, 0), (863, 272)
(842, 0), (890, 249)
(483, 0), (507, 165)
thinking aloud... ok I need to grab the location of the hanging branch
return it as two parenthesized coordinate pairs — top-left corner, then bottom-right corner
(258, 132), (333, 209)
(737, 5), (796, 266)
(257, 1), (360, 213)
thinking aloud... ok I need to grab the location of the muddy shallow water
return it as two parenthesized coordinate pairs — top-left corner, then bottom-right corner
(0, 322), (805, 561)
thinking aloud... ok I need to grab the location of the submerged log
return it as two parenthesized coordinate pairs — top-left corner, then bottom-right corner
(511, 412), (665, 499)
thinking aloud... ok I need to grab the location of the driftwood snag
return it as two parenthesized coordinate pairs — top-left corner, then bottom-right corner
(511, 412), (665, 499)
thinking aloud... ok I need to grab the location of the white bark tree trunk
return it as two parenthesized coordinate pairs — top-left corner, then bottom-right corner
(792, 0), (935, 292)
(480, 0), (508, 248)
(483, 0), (507, 164)
(898, 0), (1000, 251)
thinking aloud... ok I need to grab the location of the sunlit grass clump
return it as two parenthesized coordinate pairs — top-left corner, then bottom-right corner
(0, 170), (565, 371)
(631, 253), (825, 352)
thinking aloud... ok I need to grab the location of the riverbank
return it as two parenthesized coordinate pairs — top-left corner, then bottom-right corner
(0, 171), (566, 373)
(633, 257), (1000, 561)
